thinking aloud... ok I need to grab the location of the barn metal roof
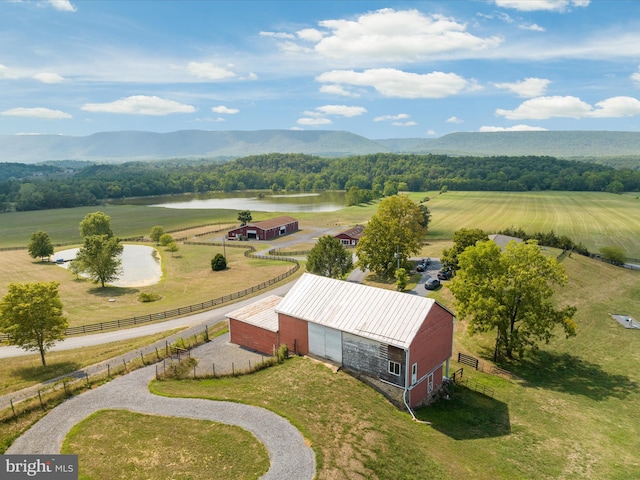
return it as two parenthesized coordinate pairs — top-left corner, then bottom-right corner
(276, 273), (438, 349)
(226, 295), (282, 332)
(249, 216), (297, 230)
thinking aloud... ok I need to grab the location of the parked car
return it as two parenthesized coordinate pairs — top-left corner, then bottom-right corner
(437, 269), (453, 280)
(416, 258), (431, 272)
(416, 263), (425, 272)
(424, 277), (441, 290)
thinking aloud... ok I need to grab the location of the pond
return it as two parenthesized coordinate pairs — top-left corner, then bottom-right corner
(108, 191), (346, 212)
(55, 244), (162, 287)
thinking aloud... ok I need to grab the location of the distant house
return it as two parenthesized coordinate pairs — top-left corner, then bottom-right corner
(334, 225), (364, 246)
(227, 273), (455, 408)
(489, 233), (523, 250)
(227, 216), (298, 241)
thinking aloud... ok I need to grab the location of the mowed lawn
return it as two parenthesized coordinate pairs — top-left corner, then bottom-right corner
(415, 191), (640, 258)
(0, 243), (294, 328)
(148, 253), (640, 480)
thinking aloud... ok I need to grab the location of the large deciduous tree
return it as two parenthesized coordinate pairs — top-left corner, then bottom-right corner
(28, 230), (54, 262)
(356, 195), (426, 278)
(75, 235), (123, 288)
(306, 235), (353, 279)
(79, 211), (114, 239)
(449, 240), (577, 362)
(441, 228), (489, 271)
(0, 282), (68, 366)
(237, 210), (252, 226)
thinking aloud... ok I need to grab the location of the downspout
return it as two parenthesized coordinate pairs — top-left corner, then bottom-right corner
(403, 348), (431, 425)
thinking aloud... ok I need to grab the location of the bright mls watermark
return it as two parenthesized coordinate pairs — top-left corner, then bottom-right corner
(1, 455), (78, 479)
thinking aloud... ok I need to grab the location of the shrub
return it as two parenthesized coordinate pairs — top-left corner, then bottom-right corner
(211, 253), (227, 271)
(138, 292), (161, 303)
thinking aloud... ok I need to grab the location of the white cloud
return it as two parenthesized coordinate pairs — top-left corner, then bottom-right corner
(211, 105), (239, 114)
(519, 23), (545, 32)
(315, 105), (367, 117)
(446, 116), (464, 124)
(374, 114), (410, 122)
(496, 96), (592, 119)
(319, 84), (359, 97)
(314, 9), (502, 62)
(2, 107), (72, 119)
(426, 130), (437, 136)
(33, 72), (64, 83)
(590, 96), (640, 117)
(297, 117), (332, 126)
(496, 95), (640, 119)
(187, 62), (236, 80)
(317, 68), (472, 99)
(392, 121), (417, 127)
(493, 78), (551, 98)
(81, 96), (195, 115)
(0, 64), (20, 80)
(296, 28), (324, 42)
(259, 31), (296, 40)
(47, 0), (77, 12)
(479, 125), (548, 132)
(492, 0), (589, 12)
(632, 68), (640, 85)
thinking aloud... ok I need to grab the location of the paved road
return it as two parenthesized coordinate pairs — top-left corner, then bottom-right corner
(6, 334), (316, 480)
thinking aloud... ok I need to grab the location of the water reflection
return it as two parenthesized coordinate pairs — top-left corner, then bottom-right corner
(110, 191), (346, 212)
(55, 245), (162, 287)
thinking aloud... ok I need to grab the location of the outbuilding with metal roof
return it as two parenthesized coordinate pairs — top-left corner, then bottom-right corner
(227, 273), (455, 408)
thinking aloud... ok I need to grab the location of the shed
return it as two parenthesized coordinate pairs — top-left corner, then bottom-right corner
(227, 216), (299, 241)
(334, 225), (364, 246)
(227, 295), (281, 355)
(228, 273), (455, 408)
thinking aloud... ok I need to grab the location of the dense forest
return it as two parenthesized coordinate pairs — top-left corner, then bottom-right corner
(1, 153), (639, 212)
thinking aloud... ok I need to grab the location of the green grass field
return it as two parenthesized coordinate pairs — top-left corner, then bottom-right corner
(148, 254), (640, 480)
(1, 191), (638, 257)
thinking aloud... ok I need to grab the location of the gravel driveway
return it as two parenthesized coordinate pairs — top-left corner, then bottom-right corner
(7, 334), (316, 480)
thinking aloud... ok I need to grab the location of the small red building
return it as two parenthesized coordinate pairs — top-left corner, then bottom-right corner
(227, 273), (455, 408)
(227, 216), (298, 241)
(334, 225), (364, 246)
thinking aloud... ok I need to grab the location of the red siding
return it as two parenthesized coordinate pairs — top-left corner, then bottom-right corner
(407, 303), (454, 407)
(278, 313), (309, 355)
(228, 319), (279, 356)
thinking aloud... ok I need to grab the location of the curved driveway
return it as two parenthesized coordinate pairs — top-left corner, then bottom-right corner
(7, 358), (316, 480)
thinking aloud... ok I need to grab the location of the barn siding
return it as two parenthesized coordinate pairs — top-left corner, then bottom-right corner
(278, 313), (309, 355)
(228, 319), (278, 356)
(407, 303), (455, 407)
(342, 334), (406, 387)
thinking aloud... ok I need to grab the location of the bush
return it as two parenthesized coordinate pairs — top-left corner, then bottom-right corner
(211, 253), (227, 271)
(138, 292), (161, 303)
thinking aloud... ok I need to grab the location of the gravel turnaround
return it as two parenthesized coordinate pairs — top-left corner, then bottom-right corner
(7, 347), (316, 480)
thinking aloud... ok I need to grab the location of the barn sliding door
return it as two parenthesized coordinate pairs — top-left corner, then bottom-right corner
(308, 323), (343, 364)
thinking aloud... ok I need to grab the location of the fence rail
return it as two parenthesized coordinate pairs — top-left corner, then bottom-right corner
(458, 352), (480, 370)
(0, 242), (299, 342)
(455, 377), (495, 398)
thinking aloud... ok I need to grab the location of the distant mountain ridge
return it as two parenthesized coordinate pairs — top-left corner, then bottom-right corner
(1, 129), (640, 164)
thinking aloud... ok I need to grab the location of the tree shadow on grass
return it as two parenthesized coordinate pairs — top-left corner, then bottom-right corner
(417, 386), (511, 440)
(508, 350), (639, 401)
(14, 361), (81, 384)
(88, 286), (139, 298)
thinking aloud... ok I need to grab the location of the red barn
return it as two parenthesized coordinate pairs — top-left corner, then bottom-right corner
(334, 225), (364, 246)
(227, 216), (298, 241)
(227, 273), (455, 408)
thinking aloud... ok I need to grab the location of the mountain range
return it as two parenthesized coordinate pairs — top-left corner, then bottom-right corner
(2, 129), (640, 164)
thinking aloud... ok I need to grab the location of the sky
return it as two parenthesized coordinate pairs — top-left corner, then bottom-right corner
(2, 0), (640, 139)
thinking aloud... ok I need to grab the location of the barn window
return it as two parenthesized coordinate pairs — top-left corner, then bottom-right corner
(388, 361), (401, 376)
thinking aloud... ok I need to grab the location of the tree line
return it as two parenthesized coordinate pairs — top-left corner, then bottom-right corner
(2, 152), (639, 211)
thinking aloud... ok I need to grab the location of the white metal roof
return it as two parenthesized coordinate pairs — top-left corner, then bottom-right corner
(276, 273), (438, 349)
(226, 295), (282, 332)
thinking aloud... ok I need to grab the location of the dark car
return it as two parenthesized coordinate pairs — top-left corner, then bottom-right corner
(424, 277), (441, 290)
(416, 263), (425, 272)
(437, 269), (453, 280)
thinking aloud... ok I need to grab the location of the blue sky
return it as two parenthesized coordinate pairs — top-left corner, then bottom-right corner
(2, 0), (640, 138)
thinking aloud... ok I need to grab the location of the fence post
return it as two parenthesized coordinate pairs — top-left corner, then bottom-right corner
(232, 362), (235, 376)
(85, 372), (90, 386)
(63, 381), (68, 397)
(123, 359), (127, 372)
(38, 390), (44, 409)
(141, 352), (145, 366)
(107, 363), (110, 378)
(156, 347), (159, 360)
(10, 399), (16, 418)
(212, 364), (215, 376)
